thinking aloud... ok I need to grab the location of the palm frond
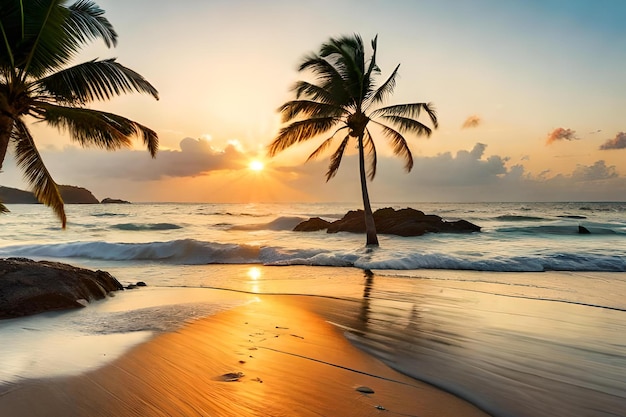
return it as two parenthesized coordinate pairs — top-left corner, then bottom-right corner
(17, 0), (73, 79)
(0, 0), (21, 70)
(326, 134), (350, 181)
(320, 34), (364, 75)
(34, 103), (158, 157)
(371, 103), (438, 128)
(299, 55), (343, 84)
(17, 0), (118, 79)
(371, 120), (414, 172)
(11, 118), (66, 228)
(378, 114), (433, 137)
(366, 63), (400, 108)
(319, 35), (366, 102)
(305, 126), (348, 162)
(268, 117), (337, 156)
(362, 35), (380, 100)
(278, 100), (345, 123)
(292, 80), (333, 103)
(363, 129), (377, 180)
(35, 58), (159, 104)
(66, 0), (117, 48)
(298, 55), (351, 104)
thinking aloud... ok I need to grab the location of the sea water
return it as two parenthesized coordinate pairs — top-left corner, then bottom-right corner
(0, 201), (624, 417)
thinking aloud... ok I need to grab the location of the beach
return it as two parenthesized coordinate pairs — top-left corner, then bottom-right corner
(0, 289), (489, 417)
(0, 202), (625, 417)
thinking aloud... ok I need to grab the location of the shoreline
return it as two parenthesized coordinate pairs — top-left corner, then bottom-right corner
(0, 293), (490, 417)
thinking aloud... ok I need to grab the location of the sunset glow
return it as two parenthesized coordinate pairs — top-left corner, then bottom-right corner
(1, 1), (623, 203)
(248, 160), (265, 172)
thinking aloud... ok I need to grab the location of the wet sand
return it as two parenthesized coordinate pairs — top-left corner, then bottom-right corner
(0, 294), (489, 417)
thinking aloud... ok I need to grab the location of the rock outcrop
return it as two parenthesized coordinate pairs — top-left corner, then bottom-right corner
(293, 217), (332, 232)
(101, 197), (131, 204)
(0, 258), (124, 319)
(294, 207), (481, 237)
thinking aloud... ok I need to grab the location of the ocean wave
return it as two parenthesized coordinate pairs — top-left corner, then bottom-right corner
(1, 239), (624, 272)
(0, 240), (260, 264)
(91, 213), (129, 217)
(229, 216), (304, 231)
(495, 215), (546, 221)
(195, 211), (266, 217)
(496, 224), (621, 235)
(112, 223), (183, 231)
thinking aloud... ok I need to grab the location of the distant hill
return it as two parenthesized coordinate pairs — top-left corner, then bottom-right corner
(0, 185), (99, 204)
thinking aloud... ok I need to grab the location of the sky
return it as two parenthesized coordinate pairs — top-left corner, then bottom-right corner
(3, 0), (626, 203)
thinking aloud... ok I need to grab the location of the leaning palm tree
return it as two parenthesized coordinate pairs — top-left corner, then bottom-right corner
(268, 34), (437, 246)
(0, 0), (159, 227)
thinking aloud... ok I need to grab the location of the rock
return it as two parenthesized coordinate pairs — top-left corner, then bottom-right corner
(293, 217), (332, 232)
(0, 258), (124, 319)
(101, 197), (131, 204)
(294, 207), (481, 237)
(221, 372), (245, 382)
(578, 225), (591, 234)
(136, 281), (147, 287)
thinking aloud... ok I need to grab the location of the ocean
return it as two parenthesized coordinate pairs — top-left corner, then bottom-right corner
(0, 201), (625, 417)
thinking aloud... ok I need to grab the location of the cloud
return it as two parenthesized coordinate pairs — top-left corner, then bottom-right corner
(276, 143), (626, 202)
(461, 115), (481, 129)
(89, 137), (250, 180)
(3, 141), (626, 203)
(3, 137), (250, 185)
(599, 132), (626, 150)
(546, 127), (578, 145)
(571, 160), (618, 181)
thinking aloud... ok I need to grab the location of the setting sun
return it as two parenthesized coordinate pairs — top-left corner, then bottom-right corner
(248, 160), (264, 172)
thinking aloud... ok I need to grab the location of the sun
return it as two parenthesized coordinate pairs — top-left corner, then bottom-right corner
(248, 160), (265, 172)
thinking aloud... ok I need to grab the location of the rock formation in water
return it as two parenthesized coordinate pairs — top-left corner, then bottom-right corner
(294, 207), (481, 236)
(101, 197), (131, 204)
(0, 258), (124, 319)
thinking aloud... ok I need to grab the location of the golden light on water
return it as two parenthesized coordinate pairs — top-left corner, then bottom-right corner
(247, 267), (262, 293)
(248, 267), (262, 280)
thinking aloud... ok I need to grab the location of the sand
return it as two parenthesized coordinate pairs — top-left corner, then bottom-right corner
(0, 295), (490, 417)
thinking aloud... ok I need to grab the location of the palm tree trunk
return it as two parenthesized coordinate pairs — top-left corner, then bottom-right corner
(0, 115), (14, 171)
(357, 134), (379, 246)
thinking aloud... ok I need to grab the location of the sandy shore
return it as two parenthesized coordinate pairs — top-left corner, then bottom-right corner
(0, 295), (489, 417)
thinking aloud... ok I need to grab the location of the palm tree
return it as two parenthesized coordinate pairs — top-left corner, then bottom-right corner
(0, 0), (159, 227)
(268, 34), (438, 246)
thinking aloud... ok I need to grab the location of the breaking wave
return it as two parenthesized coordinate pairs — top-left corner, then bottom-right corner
(1, 239), (624, 272)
